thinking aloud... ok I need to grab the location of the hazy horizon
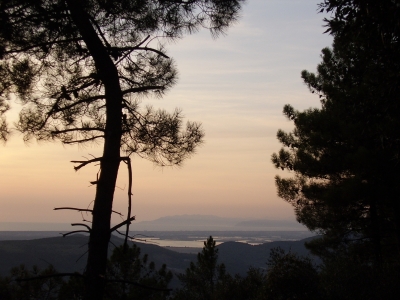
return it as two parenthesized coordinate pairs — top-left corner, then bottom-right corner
(0, 213), (307, 231)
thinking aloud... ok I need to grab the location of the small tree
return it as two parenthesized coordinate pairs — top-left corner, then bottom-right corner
(105, 244), (172, 300)
(173, 236), (228, 300)
(0, 264), (62, 300)
(265, 248), (320, 300)
(59, 243), (173, 300)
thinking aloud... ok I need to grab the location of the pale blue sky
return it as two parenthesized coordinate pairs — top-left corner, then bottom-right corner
(0, 0), (332, 227)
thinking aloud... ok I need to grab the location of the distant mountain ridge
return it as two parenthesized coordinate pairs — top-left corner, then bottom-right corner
(0, 215), (306, 231)
(132, 214), (305, 231)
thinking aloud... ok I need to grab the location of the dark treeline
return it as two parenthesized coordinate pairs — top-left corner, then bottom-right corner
(3, 234), (397, 299)
(0, 236), (331, 300)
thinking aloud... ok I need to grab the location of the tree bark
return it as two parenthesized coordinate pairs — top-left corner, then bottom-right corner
(66, 1), (123, 299)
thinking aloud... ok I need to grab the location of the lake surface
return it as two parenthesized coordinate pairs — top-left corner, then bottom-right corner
(0, 230), (315, 247)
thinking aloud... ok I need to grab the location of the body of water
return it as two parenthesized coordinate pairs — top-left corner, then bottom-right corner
(0, 230), (315, 248)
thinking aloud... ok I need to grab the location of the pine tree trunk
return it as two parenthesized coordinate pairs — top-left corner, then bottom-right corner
(66, 1), (123, 299)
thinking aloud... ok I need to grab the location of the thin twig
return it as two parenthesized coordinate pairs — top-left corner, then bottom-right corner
(115, 229), (135, 240)
(75, 249), (89, 263)
(122, 157), (133, 248)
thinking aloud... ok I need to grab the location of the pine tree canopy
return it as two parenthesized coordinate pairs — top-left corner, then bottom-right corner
(272, 0), (400, 263)
(0, 0), (244, 165)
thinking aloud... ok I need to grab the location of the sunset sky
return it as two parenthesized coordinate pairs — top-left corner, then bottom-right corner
(0, 0), (333, 228)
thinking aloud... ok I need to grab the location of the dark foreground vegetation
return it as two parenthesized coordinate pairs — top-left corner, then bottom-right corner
(1, 235), (399, 299)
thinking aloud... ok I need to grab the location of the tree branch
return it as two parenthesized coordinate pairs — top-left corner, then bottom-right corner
(71, 223), (92, 232)
(63, 136), (104, 144)
(54, 206), (122, 216)
(115, 35), (151, 65)
(52, 94), (105, 113)
(71, 157), (102, 171)
(109, 46), (169, 58)
(121, 156), (133, 248)
(122, 86), (165, 95)
(52, 127), (105, 135)
(54, 207), (93, 213)
(109, 216), (136, 233)
(87, 14), (111, 48)
(62, 230), (90, 237)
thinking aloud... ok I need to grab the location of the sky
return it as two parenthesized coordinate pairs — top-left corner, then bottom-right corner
(0, 0), (333, 228)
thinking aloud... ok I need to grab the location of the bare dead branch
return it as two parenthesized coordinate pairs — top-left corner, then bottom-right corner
(54, 207), (122, 216)
(76, 249), (89, 263)
(62, 230), (90, 237)
(122, 157), (133, 248)
(108, 45), (169, 58)
(71, 223), (92, 232)
(109, 216), (136, 233)
(54, 207), (93, 213)
(115, 229), (135, 240)
(71, 157), (102, 171)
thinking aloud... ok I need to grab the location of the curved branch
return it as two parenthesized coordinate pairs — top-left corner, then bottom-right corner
(62, 230), (90, 237)
(71, 223), (92, 231)
(71, 157), (102, 171)
(109, 216), (136, 233)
